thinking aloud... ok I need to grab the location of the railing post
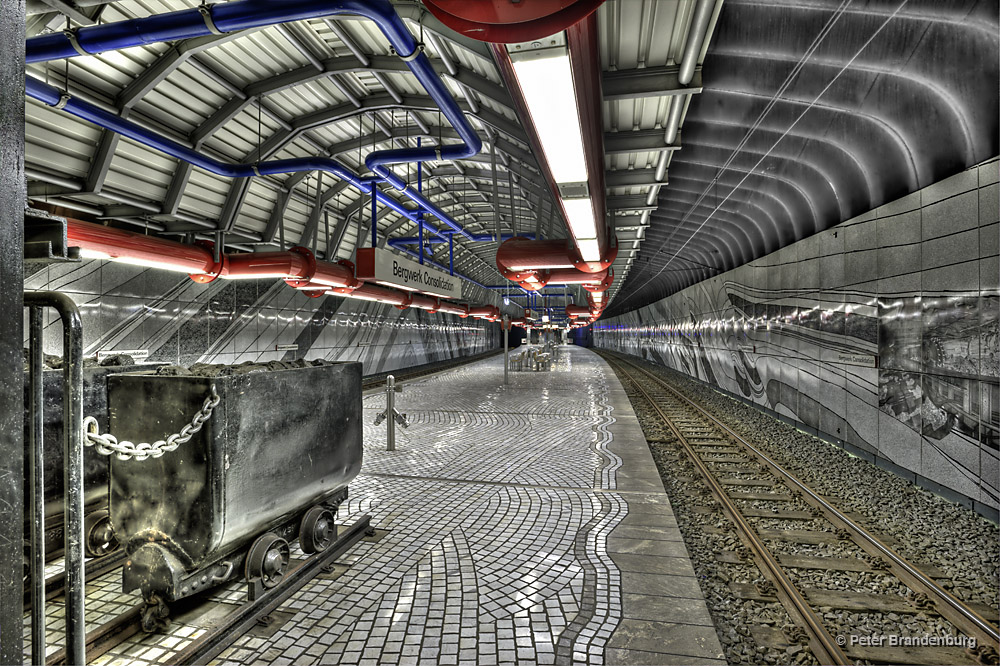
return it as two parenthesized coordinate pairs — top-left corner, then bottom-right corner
(28, 308), (46, 665)
(386, 375), (396, 452)
(503, 315), (509, 386)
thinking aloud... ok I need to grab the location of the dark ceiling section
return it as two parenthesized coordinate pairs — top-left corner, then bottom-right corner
(607, 0), (999, 317)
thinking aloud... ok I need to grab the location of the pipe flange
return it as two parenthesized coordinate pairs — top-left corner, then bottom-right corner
(336, 259), (362, 290)
(284, 245), (318, 287)
(189, 239), (227, 283)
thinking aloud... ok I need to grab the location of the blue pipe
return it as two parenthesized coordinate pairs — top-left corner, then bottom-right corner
(25, 0), (478, 241)
(388, 232), (535, 248)
(25, 76), (431, 223)
(417, 137), (424, 265)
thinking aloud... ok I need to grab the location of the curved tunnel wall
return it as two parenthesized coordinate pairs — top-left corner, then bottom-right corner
(595, 160), (999, 518)
(23, 261), (500, 374)
(608, 0), (999, 316)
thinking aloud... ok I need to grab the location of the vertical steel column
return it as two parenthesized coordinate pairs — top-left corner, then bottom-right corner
(29, 309), (46, 665)
(417, 137), (423, 265)
(385, 375), (396, 452)
(503, 315), (509, 386)
(490, 138), (500, 242)
(371, 185), (377, 247)
(449, 234), (454, 275)
(0, 0), (26, 659)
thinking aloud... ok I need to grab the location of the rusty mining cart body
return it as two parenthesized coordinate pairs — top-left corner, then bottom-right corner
(107, 361), (363, 603)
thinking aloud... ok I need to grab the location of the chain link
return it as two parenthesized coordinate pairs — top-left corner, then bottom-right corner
(82, 386), (221, 461)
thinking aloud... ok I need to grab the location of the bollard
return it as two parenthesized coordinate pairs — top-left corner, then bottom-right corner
(374, 374), (408, 451)
(386, 375), (396, 451)
(503, 315), (509, 386)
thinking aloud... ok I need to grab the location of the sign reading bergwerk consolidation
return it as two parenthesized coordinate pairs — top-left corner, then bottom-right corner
(355, 247), (463, 300)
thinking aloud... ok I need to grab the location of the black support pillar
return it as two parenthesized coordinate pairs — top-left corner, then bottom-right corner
(0, 0), (25, 662)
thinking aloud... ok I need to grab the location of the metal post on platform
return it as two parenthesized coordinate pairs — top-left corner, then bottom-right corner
(28, 308), (46, 665)
(503, 315), (509, 386)
(386, 375), (396, 451)
(23, 291), (85, 666)
(374, 375), (408, 450)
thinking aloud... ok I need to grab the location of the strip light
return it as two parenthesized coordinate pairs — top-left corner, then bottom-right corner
(79, 248), (207, 274)
(508, 36), (601, 264)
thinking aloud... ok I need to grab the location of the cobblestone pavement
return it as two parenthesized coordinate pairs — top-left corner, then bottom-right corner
(28, 346), (723, 665)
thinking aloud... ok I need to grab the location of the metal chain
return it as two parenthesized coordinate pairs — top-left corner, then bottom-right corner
(82, 386), (221, 461)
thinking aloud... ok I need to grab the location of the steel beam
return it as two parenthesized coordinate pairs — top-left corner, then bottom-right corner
(0, 0), (25, 661)
(604, 129), (683, 156)
(602, 65), (702, 101)
(608, 196), (659, 212)
(605, 169), (661, 188)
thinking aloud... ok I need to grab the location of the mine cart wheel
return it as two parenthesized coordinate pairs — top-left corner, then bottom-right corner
(299, 506), (336, 554)
(84, 509), (119, 558)
(245, 533), (290, 589)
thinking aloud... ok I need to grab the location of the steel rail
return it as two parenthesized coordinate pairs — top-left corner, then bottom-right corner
(173, 515), (371, 665)
(43, 517), (371, 666)
(23, 549), (128, 609)
(45, 605), (143, 666)
(604, 354), (850, 665)
(605, 351), (1000, 655)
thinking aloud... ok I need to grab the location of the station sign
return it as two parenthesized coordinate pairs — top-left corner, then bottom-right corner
(355, 247), (463, 300)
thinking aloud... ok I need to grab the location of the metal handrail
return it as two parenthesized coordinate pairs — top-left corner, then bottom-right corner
(24, 291), (86, 666)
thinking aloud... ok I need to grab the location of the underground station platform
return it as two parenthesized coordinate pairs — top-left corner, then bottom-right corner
(5, 0), (998, 664)
(33, 348), (724, 666)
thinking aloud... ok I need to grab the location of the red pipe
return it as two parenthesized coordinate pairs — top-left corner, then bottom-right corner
(580, 268), (613, 293)
(468, 305), (499, 319)
(226, 249), (311, 280)
(343, 283), (410, 307)
(409, 294), (440, 312)
(65, 217), (504, 323)
(566, 305), (590, 319)
(437, 302), (470, 317)
(68, 218), (224, 279)
(496, 238), (577, 275)
(421, 0), (606, 43)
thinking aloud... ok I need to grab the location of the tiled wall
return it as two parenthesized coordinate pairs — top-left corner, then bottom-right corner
(23, 261), (500, 375)
(595, 160), (999, 516)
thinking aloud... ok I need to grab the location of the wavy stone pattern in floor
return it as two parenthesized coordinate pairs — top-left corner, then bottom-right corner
(35, 347), (721, 666)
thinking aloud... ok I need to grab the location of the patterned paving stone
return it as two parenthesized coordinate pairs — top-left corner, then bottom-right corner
(25, 346), (721, 665)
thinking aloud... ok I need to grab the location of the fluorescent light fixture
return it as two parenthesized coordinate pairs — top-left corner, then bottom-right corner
(79, 248), (111, 260)
(542, 314), (550, 323)
(342, 291), (382, 303)
(79, 248), (205, 274)
(375, 279), (421, 293)
(563, 197), (597, 241)
(575, 238), (601, 263)
(221, 272), (289, 280)
(509, 46), (587, 185)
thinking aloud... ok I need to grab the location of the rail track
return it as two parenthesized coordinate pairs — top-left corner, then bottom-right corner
(41, 516), (371, 666)
(600, 350), (999, 666)
(361, 349), (502, 390)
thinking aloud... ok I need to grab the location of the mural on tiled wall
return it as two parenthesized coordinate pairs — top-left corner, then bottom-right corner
(23, 259), (500, 375)
(595, 160), (999, 513)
